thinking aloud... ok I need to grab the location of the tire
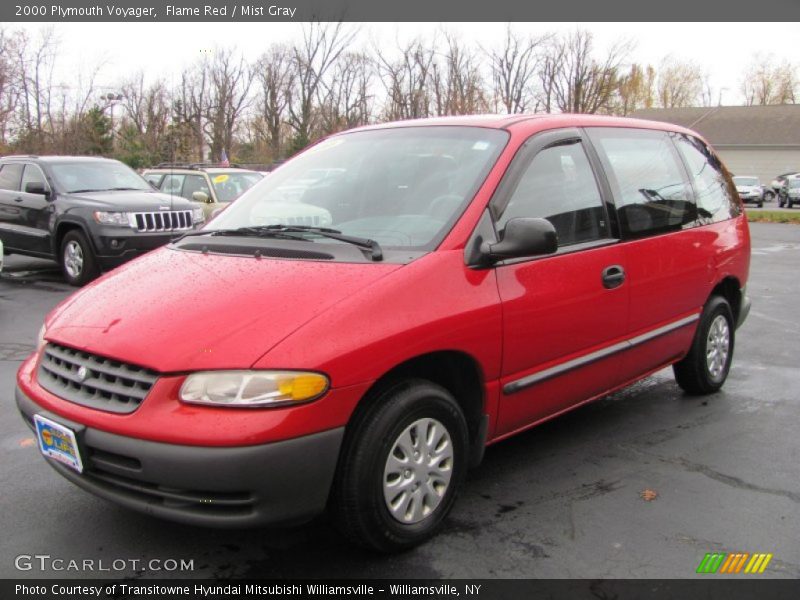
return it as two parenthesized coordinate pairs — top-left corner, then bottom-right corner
(764, 191), (774, 202)
(60, 230), (100, 286)
(330, 379), (469, 552)
(757, 202), (763, 208)
(673, 295), (735, 395)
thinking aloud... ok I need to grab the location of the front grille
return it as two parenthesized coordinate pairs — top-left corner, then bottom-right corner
(38, 343), (158, 414)
(132, 210), (193, 232)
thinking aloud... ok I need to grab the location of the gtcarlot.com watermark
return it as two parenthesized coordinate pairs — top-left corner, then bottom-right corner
(15, 554), (194, 573)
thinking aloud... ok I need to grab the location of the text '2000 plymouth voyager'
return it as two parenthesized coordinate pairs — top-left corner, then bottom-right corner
(17, 114), (750, 552)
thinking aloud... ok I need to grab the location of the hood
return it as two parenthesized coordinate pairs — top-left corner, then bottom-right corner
(45, 248), (402, 372)
(65, 190), (195, 211)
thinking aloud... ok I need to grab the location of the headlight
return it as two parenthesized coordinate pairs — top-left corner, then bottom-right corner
(179, 370), (329, 407)
(192, 207), (205, 224)
(37, 324), (47, 352)
(94, 211), (132, 227)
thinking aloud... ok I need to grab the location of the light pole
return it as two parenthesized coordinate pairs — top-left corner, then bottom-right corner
(99, 92), (124, 150)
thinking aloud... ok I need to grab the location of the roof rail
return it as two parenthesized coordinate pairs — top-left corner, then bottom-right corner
(154, 162), (243, 169)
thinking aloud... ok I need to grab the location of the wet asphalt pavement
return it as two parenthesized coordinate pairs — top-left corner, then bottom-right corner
(0, 222), (798, 580)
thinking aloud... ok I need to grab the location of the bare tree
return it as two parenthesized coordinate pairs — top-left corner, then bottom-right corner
(287, 22), (355, 152)
(431, 33), (489, 116)
(318, 51), (373, 134)
(175, 61), (210, 161)
(485, 26), (548, 114)
(253, 44), (294, 160)
(657, 57), (704, 108)
(205, 49), (254, 162)
(741, 54), (797, 105)
(376, 37), (437, 121)
(546, 30), (632, 114)
(0, 29), (22, 149)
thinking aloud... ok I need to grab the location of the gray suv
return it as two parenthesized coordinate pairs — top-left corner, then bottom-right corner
(0, 156), (204, 285)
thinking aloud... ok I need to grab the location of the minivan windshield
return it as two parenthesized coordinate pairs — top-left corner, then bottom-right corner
(733, 177), (759, 187)
(50, 161), (153, 194)
(207, 126), (509, 249)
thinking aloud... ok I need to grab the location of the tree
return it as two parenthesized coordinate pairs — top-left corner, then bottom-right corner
(543, 30), (631, 114)
(287, 22), (355, 154)
(253, 44), (294, 160)
(741, 54), (797, 106)
(431, 33), (489, 116)
(485, 26), (548, 114)
(318, 51), (373, 134)
(657, 57), (705, 108)
(376, 37), (437, 121)
(616, 63), (656, 115)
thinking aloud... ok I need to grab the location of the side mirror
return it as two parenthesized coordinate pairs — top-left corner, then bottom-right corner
(192, 191), (211, 204)
(25, 181), (50, 197)
(480, 217), (558, 264)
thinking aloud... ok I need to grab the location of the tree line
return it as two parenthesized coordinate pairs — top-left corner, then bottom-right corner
(0, 24), (797, 168)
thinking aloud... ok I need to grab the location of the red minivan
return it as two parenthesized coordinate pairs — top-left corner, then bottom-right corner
(16, 114), (750, 552)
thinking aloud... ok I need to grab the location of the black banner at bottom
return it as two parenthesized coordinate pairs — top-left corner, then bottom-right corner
(4, 579), (800, 600)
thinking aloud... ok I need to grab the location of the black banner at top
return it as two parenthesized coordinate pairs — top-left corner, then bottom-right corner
(3, 0), (800, 22)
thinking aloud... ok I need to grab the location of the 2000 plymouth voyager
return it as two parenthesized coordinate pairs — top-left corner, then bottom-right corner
(16, 114), (750, 552)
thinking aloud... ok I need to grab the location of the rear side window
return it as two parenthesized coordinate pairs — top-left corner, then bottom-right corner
(587, 128), (695, 238)
(0, 163), (24, 191)
(496, 141), (608, 246)
(674, 135), (741, 221)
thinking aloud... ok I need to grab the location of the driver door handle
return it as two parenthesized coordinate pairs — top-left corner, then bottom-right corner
(14, 196), (23, 202)
(602, 265), (626, 289)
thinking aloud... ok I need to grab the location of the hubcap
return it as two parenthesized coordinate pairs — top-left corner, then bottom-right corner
(706, 314), (730, 379)
(383, 417), (454, 524)
(63, 241), (84, 278)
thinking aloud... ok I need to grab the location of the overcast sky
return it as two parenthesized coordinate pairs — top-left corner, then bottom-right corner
(13, 22), (800, 106)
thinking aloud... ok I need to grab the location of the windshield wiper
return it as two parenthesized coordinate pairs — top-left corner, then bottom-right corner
(258, 225), (383, 261)
(171, 226), (312, 243)
(171, 225), (384, 261)
(69, 188), (104, 193)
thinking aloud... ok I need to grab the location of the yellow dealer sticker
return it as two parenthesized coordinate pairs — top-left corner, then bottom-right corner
(212, 174), (229, 183)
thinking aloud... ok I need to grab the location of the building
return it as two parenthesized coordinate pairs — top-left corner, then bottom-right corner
(631, 105), (800, 184)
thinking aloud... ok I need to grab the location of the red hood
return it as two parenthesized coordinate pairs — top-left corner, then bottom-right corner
(45, 248), (401, 372)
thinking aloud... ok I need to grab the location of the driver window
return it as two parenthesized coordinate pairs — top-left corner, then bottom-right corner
(497, 142), (608, 246)
(21, 164), (49, 193)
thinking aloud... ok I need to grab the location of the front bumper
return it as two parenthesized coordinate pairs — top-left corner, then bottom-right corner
(90, 227), (193, 270)
(17, 386), (344, 528)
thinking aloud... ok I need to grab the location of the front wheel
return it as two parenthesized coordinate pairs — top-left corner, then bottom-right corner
(673, 296), (735, 395)
(330, 380), (468, 552)
(60, 230), (100, 286)
(764, 191), (774, 202)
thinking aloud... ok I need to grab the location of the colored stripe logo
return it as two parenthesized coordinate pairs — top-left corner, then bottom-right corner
(697, 552), (773, 574)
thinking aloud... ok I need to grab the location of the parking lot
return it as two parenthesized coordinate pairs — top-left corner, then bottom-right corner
(0, 222), (798, 579)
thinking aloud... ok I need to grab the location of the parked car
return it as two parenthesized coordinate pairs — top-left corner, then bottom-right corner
(142, 164), (263, 219)
(17, 115), (750, 552)
(771, 172), (798, 199)
(732, 176), (765, 207)
(0, 156), (204, 285)
(780, 177), (800, 208)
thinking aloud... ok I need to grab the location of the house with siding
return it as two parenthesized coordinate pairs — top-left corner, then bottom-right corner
(631, 105), (800, 184)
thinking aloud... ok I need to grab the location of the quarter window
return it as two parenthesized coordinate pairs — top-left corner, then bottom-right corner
(496, 141), (608, 246)
(674, 135), (740, 221)
(0, 163), (24, 191)
(587, 128), (695, 238)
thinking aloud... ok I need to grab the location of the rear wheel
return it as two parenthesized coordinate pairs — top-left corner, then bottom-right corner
(60, 230), (99, 286)
(673, 295), (735, 395)
(330, 380), (468, 552)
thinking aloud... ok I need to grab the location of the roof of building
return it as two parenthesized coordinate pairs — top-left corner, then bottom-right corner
(630, 105), (800, 146)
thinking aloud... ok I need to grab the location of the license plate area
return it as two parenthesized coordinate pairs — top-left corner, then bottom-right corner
(34, 414), (84, 473)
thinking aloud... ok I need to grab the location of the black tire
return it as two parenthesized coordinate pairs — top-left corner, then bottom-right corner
(764, 191), (774, 202)
(330, 379), (468, 552)
(673, 295), (735, 395)
(60, 230), (100, 286)
(757, 202), (763, 208)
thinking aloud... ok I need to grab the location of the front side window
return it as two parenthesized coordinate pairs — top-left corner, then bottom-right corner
(496, 141), (608, 246)
(674, 135), (740, 221)
(21, 164), (48, 192)
(181, 174), (211, 200)
(208, 127), (509, 250)
(0, 163), (24, 191)
(209, 172), (263, 202)
(587, 128), (695, 238)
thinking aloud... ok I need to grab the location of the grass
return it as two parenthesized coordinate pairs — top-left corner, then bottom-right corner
(745, 209), (800, 224)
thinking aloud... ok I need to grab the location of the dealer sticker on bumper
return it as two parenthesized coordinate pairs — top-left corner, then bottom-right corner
(34, 414), (83, 473)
